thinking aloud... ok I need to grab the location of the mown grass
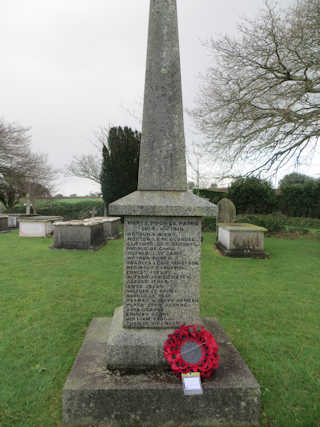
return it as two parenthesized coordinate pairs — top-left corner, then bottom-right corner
(0, 231), (319, 426)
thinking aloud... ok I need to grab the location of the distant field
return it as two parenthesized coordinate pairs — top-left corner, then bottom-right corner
(36, 197), (102, 204)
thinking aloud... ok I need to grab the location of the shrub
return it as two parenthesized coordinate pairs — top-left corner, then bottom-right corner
(228, 177), (278, 214)
(279, 173), (320, 218)
(284, 216), (320, 228)
(235, 214), (287, 233)
(201, 216), (216, 232)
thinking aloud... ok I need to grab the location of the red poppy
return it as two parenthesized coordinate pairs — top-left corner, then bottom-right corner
(164, 324), (219, 379)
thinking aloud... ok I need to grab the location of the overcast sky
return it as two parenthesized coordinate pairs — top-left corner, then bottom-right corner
(2, 0), (314, 196)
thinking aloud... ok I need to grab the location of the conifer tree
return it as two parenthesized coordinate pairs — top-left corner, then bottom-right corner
(100, 126), (140, 213)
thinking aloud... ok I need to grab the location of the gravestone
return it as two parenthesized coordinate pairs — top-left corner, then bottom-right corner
(217, 198), (236, 223)
(62, 1), (260, 425)
(216, 198), (236, 241)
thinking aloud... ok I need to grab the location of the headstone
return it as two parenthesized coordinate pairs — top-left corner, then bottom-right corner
(62, 1), (260, 425)
(217, 198), (236, 224)
(216, 197), (236, 241)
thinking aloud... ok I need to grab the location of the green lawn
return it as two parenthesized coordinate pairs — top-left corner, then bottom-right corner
(0, 231), (319, 426)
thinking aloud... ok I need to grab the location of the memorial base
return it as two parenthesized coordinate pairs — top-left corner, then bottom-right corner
(106, 306), (179, 370)
(62, 317), (260, 426)
(216, 241), (269, 259)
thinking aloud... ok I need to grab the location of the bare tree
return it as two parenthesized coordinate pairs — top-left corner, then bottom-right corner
(0, 119), (31, 176)
(186, 141), (214, 189)
(65, 153), (101, 184)
(192, 0), (320, 175)
(22, 152), (57, 213)
(65, 127), (109, 184)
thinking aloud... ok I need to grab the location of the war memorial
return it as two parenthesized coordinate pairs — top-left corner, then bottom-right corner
(62, 1), (260, 425)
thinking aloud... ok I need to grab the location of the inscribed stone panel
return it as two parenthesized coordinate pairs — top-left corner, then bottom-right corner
(124, 216), (201, 328)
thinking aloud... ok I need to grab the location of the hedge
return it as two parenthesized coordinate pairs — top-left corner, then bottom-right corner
(10, 199), (104, 220)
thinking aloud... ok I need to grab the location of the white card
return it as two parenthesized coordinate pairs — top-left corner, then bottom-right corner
(182, 372), (203, 396)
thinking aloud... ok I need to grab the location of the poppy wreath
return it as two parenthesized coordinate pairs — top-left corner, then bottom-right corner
(164, 324), (220, 379)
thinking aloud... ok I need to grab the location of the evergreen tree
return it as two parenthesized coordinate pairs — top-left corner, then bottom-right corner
(100, 126), (140, 213)
(228, 176), (278, 214)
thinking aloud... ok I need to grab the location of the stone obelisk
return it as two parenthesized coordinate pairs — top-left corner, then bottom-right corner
(63, 2), (261, 425)
(107, 0), (216, 369)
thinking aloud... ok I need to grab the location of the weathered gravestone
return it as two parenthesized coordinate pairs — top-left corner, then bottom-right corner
(216, 197), (236, 241)
(217, 198), (236, 224)
(62, 1), (260, 425)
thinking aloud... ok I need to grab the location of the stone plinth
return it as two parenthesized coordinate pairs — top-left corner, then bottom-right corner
(109, 190), (216, 217)
(53, 218), (107, 250)
(216, 223), (268, 258)
(0, 215), (9, 232)
(94, 216), (121, 240)
(19, 216), (63, 237)
(106, 307), (172, 369)
(107, 192), (216, 369)
(63, 317), (260, 427)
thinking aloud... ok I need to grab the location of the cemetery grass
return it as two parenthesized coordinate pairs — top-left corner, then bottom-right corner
(0, 232), (319, 426)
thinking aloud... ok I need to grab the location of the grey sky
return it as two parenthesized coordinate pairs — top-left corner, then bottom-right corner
(2, 0), (308, 195)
